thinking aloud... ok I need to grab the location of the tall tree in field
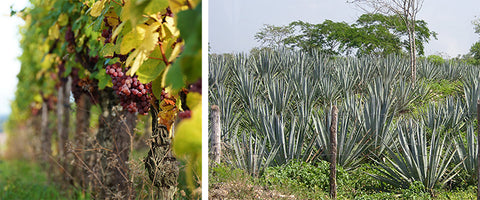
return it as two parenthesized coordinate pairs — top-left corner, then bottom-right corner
(349, 0), (424, 85)
(254, 24), (294, 48)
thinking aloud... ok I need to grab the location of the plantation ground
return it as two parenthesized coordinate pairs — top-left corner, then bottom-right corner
(209, 163), (477, 199)
(208, 50), (480, 200)
(0, 159), (88, 199)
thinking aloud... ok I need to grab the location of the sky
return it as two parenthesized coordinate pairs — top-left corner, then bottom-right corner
(0, 0), (28, 116)
(209, 0), (480, 57)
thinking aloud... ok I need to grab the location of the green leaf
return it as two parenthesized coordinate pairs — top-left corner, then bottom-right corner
(137, 46), (165, 83)
(164, 63), (184, 90)
(95, 70), (112, 89)
(151, 74), (163, 99)
(175, 2), (202, 84)
(120, 29), (139, 54)
(100, 43), (115, 58)
(121, 0), (150, 26)
(173, 103), (202, 158)
(144, 0), (169, 15)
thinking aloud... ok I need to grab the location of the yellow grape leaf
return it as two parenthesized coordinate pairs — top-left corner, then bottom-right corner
(57, 13), (68, 26)
(186, 92), (201, 110)
(168, 41), (183, 63)
(111, 21), (125, 42)
(120, 29), (141, 54)
(173, 102), (201, 159)
(120, 0), (131, 22)
(139, 23), (160, 51)
(126, 50), (149, 76)
(162, 16), (178, 39)
(90, 0), (106, 17)
(48, 24), (59, 39)
(105, 11), (120, 27)
(144, 0), (169, 15)
(101, 43), (115, 58)
(158, 97), (177, 131)
(168, 0), (188, 13)
(125, 23), (161, 75)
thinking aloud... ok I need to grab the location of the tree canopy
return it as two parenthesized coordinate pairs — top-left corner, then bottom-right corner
(255, 13), (436, 57)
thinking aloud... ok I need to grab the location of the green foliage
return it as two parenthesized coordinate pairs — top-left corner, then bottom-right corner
(278, 13), (436, 56)
(0, 160), (90, 200)
(427, 55), (446, 66)
(254, 24), (295, 48)
(263, 160), (351, 190)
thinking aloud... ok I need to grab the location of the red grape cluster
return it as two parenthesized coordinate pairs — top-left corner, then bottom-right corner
(106, 62), (152, 115)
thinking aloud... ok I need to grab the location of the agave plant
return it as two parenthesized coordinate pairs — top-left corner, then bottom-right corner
(421, 97), (466, 135)
(454, 124), (477, 184)
(209, 84), (241, 141)
(312, 96), (369, 170)
(231, 129), (279, 177)
(209, 54), (233, 89)
(370, 120), (462, 190)
(362, 78), (395, 156)
(417, 59), (441, 80)
(462, 67), (480, 121)
(391, 79), (430, 114)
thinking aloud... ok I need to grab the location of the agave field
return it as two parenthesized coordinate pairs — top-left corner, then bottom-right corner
(208, 49), (480, 198)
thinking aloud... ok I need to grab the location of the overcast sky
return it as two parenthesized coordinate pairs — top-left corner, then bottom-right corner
(0, 0), (28, 116)
(209, 0), (480, 57)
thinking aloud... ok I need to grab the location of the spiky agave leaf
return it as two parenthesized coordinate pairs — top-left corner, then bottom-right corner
(370, 120), (462, 190)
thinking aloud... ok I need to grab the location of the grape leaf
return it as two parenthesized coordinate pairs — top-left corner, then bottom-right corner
(172, 102), (202, 181)
(151, 74), (163, 99)
(163, 62), (184, 90)
(100, 43), (115, 58)
(172, 102), (201, 157)
(137, 46), (165, 83)
(58, 13), (69, 26)
(90, 0), (106, 17)
(144, 0), (169, 15)
(173, 2), (201, 83)
(121, 0), (150, 26)
(94, 70), (111, 89)
(186, 92), (201, 110)
(48, 23), (60, 39)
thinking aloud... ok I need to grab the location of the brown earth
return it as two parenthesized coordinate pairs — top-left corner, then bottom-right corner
(209, 182), (296, 200)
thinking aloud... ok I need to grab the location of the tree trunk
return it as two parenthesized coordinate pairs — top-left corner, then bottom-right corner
(210, 105), (221, 165)
(410, 24), (417, 87)
(40, 102), (53, 181)
(94, 89), (137, 199)
(329, 105), (338, 199)
(57, 77), (71, 174)
(73, 92), (92, 190)
(145, 105), (179, 199)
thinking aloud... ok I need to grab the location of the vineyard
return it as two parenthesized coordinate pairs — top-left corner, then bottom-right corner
(208, 49), (480, 199)
(3, 0), (201, 199)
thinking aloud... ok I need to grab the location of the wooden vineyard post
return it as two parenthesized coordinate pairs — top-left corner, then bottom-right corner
(477, 100), (480, 200)
(330, 105), (338, 199)
(210, 105), (222, 165)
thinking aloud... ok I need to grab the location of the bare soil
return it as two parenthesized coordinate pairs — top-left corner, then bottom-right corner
(209, 182), (296, 200)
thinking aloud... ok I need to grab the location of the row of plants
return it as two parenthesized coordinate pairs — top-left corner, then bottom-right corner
(6, 0), (201, 199)
(208, 49), (480, 196)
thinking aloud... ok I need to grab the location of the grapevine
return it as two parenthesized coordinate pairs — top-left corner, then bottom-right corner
(105, 62), (152, 115)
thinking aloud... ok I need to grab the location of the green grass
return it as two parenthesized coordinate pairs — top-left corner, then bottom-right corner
(427, 79), (463, 100)
(0, 160), (88, 200)
(209, 161), (477, 199)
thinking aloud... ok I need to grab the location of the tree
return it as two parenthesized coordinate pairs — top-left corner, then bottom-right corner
(349, 0), (425, 85)
(254, 24), (294, 48)
(279, 14), (435, 57)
